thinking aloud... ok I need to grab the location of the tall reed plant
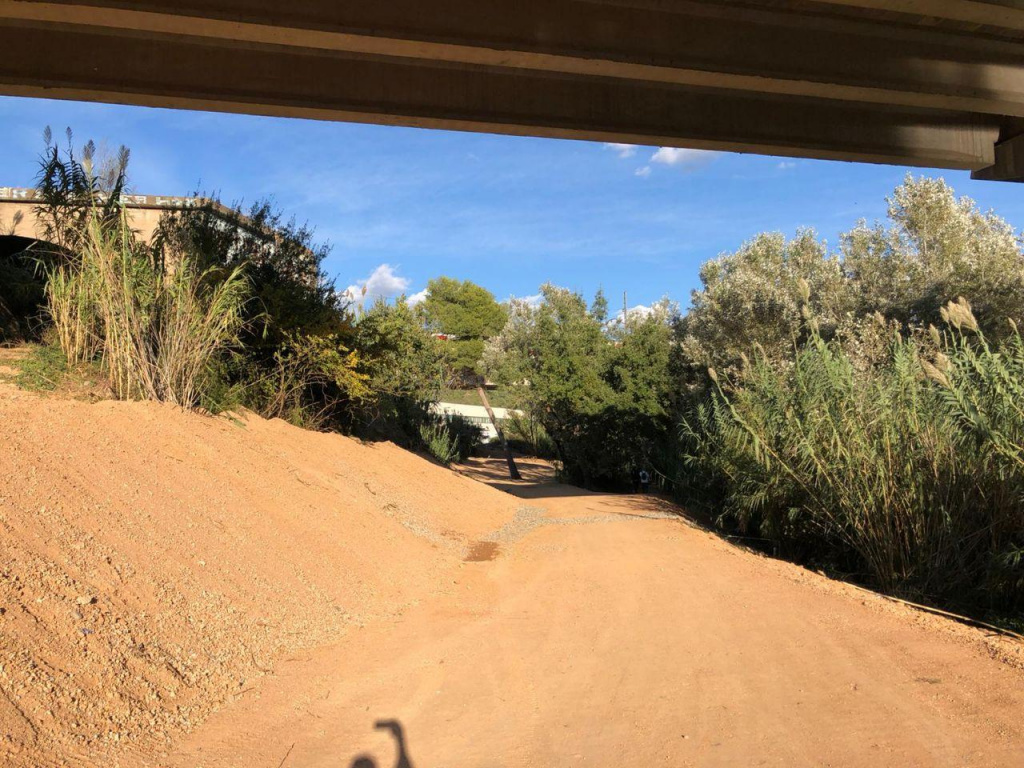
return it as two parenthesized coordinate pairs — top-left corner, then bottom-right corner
(46, 260), (102, 364)
(683, 301), (1024, 610)
(46, 212), (248, 407)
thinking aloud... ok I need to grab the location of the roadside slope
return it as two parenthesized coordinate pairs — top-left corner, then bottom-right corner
(3, 381), (1024, 767)
(0, 385), (517, 767)
(171, 459), (1024, 768)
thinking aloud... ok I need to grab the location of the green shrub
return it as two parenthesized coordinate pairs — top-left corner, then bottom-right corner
(238, 332), (369, 428)
(419, 418), (459, 465)
(684, 300), (1024, 610)
(418, 414), (483, 465)
(444, 413), (484, 462)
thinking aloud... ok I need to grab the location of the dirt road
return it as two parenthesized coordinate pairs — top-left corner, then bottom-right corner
(1, 380), (1021, 768)
(165, 459), (1024, 768)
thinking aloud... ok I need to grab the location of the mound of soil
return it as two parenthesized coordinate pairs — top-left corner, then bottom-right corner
(0, 384), (516, 766)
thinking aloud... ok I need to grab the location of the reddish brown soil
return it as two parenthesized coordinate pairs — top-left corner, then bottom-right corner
(1, 381), (1023, 767)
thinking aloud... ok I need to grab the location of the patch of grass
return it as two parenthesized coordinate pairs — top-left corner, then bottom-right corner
(223, 413), (248, 429)
(439, 386), (516, 409)
(8, 341), (110, 400)
(14, 344), (68, 391)
(46, 214), (248, 407)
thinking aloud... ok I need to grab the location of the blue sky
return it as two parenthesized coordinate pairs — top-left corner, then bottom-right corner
(2, 95), (1023, 311)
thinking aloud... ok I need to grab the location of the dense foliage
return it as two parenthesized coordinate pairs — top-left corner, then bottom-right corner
(485, 285), (677, 489)
(420, 276), (507, 382)
(675, 177), (1024, 613)
(12, 129), (461, 456)
(684, 302), (1023, 609)
(9, 127), (1023, 615)
(353, 296), (448, 439)
(154, 195), (363, 421)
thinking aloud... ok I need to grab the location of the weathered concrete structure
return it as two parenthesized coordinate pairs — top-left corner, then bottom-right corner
(1, 1), (1023, 180)
(0, 187), (197, 247)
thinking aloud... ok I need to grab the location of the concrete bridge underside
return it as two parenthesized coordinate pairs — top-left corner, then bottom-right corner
(1, 0), (1023, 181)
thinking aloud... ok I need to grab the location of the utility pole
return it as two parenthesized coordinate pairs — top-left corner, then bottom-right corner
(476, 383), (521, 480)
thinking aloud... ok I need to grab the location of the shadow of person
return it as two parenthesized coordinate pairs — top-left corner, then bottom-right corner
(349, 719), (415, 768)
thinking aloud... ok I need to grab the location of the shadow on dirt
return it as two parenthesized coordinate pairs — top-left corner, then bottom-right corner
(349, 719), (414, 768)
(458, 457), (686, 514)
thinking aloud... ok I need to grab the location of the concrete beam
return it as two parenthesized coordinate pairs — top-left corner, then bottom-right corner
(972, 132), (1024, 181)
(3, 0), (1024, 117)
(805, 0), (1024, 31)
(0, 0), (1020, 178)
(0, 22), (1000, 171)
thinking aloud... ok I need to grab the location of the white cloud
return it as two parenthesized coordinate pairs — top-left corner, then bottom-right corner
(407, 288), (429, 307)
(343, 263), (411, 306)
(604, 143), (638, 159)
(603, 303), (657, 330)
(777, 160), (797, 170)
(635, 166), (652, 178)
(650, 146), (719, 170)
(622, 304), (655, 321)
(507, 293), (543, 309)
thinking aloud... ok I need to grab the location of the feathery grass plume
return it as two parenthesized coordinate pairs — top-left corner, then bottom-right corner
(943, 297), (979, 333)
(46, 210), (249, 407)
(797, 277), (811, 304)
(920, 358), (950, 388)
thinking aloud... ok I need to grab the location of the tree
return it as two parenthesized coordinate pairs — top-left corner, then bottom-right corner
(485, 285), (676, 488)
(354, 296), (448, 437)
(590, 288), (609, 323)
(843, 174), (1024, 337)
(420, 276), (507, 383)
(678, 229), (852, 381)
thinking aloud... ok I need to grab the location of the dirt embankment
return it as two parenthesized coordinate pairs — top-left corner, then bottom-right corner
(0, 383), (517, 766)
(3, 375), (1024, 768)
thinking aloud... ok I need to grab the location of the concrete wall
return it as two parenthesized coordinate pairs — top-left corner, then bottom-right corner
(430, 402), (521, 443)
(0, 188), (197, 245)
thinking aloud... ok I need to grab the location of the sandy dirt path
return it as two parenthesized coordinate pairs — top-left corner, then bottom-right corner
(162, 459), (1024, 768)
